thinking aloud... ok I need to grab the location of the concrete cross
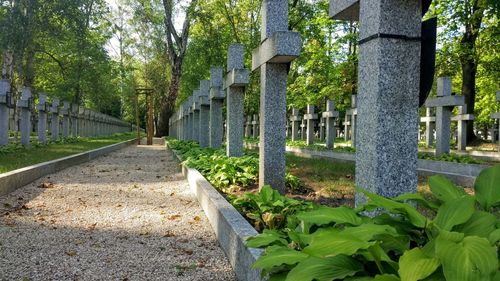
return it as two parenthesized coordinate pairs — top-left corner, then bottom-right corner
(289, 108), (302, 141)
(18, 87), (32, 146)
(192, 90), (202, 143)
(300, 119), (306, 141)
(49, 97), (60, 141)
(0, 79), (11, 145)
(303, 105), (318, 146)
(319, 118), (325, 141)
(37, 93), (48, 144)
(209, 67), (225, 149)
(199, 80), (210, 148)
(62, 101), (71, 138)
(252, 114), (259, 139)
(451, 105), (474, 151)
(331, 0), (423, 203)
(425, 77), (465, 155)
(322, 100), (340, 150)
(245, 115), (252, 139)
(252, 0), (301, 194)
(224, 44), (249, 156)
(420, 108), (436, 148)
(345, 94), (357, 148)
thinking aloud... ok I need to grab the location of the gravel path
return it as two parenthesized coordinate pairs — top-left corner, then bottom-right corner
(0, 144), (237, 281)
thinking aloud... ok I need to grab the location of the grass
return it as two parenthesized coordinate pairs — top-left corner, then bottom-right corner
(0, 132), (137, 173)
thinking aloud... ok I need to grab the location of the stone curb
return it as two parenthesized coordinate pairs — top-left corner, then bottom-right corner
(165, 143), (263, 281)
(245, 143), (488, 187)
(0, 138), (137, 196)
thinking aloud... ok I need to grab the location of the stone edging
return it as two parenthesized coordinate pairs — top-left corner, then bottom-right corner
(245, 143), (488, 187)
(0, 138), (137, 196)
(166, 143), (262, 281)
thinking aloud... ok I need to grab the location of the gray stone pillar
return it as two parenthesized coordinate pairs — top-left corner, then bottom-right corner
(37, 93), (48, 144)
(62, 101), (70, 138)
(199, 80), (210, 148)
(0, 79), (10, 145)
(290, 108), (301, 141)
(421, 108), (435, 147)
(425, 77), (465, 156)
(300, 119), (306, 141)
(252, 114), (259, 139)
(452, 105), (474, 151)
(323, 100), (339, 150)
(319, 118), (325, 141)
(71, 104), (78, 136)
(251, 0), (301, 193)
(331, 0), (421, 202)
(245, 116), (252, 138)
(304, 105), (318, 146)
(187, 97), (194, 141)
(50, 98), (60, 141)
(492, 91), (500, 152)
(192, 91), (201, 143)
(346, 94), (357, 147)
(209, 67), (225, 149)
(18, 87), (32, 146)
(225, 45), (249, 156)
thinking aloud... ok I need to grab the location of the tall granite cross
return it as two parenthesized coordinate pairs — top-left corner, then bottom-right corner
(50, 98), (60, 141)
(252, 114), (259, 139)
(0, 79), (10, 145)
(209, 67), (225, 149)
(186, 96), (193, 141)
(323, 100), (339, 150)
(345, 94), (357, 147)
(71, 104), (78, 136)
(245, 116), (252, 138)
(192, 91), (201, 143)
(300, 119), (306, 141)
(18, 87), (32, 146)
(304, 105), (318, 146)
(199, 80), (210, 148)
(37, 93), (48, 144)
(331, 0), (422, 202)
(451, 105), (474, 151)
(425, 77), (465, 155)
(420, 108), (435, 147)
(224, 44), (249, 156)
(491, 90), (500, 152)
(252, 0), (301, 193)
(290, 108), (301, 141)
(319, 118), (325, 141)
(62, 101), (71, 138)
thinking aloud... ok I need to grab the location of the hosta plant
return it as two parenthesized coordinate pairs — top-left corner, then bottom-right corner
(248, 165), (500, 281)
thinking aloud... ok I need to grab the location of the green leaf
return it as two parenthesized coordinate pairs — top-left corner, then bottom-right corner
(488, 229), (500, 244)
(474, 165), (500, 210)
(429, 175), (465, 202)
(398, 248), (440, 281)
(296, 206), (363, 226)
(433, 196), (475, 231)
(246, 230), (288, 248)
(286, 255), (362, 281)
(435, 235), (498, 281)
(454, 211), (497, 238)
(393, 193), (440, 210)
(253, 248), (308, 271)
(303, 233), (375, 257)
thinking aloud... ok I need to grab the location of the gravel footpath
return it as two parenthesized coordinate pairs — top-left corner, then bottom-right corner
(0, 144), (237, 281)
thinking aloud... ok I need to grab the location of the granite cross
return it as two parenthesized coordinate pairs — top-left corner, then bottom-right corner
(289, 108), (302, 141)
(319, 118), (325, 141)
(304, 105), (318, 146)
(18, 87), (32, 146)
(209, 67), (225, 149)
(62, 101), (71, 138)
(37, 93), (48, 144)
(345, 94), (357, 148)
(225, 44), (249, 156)
(192, 90), (201, 143)
(0, 79), (11, 145)
(300, 119), (306, 141)
(451, 105), (474, 151)
(252, 114), (259, 139)
(425, 77), (465, 156)
(323, 100), (339, 150)
(245, 115), (252, 139)
(420, 108), (435, 147)
(199, 80), (210, 148)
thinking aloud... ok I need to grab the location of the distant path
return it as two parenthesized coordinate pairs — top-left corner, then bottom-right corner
(0, 144), (236, 281)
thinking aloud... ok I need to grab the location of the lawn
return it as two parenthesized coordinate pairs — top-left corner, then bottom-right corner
(0, 132), (138, 173)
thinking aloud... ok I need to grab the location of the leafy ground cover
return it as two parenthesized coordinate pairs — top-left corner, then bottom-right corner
(0, 132), (137, 173)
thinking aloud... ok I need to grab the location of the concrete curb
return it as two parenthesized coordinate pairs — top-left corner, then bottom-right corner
(166, 143), (262, 281)
(0, 138), (137, 196)
(245, 143), (488, 187)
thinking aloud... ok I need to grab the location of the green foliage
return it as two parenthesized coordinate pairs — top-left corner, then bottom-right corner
(248, 165), (500, 280)
(418, 152), (483, 164)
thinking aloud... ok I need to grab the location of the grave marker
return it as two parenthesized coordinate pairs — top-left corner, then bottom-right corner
(290, 108), (301, 141)
(199, 80), (210, 148)
(304, 105), (318, 146)
(187, 96), (194, 141)
(209, 67), (225, 149)
(50, 98), (60, 141)
(245, 116), (252, 138)
(252, 114), (259, 139)
(420, 108), (435, 147)
(62, 101), (71, 138)
(300, 119), (306, 141)
(319, 118), (325, 141)
(0, 79), (11, 145)
(425, 77), (465, 155)
(192, 90), (201, 143)
(451, 105), (474, 151)
(346, 94), (357, 147)
(18, 87), (32, 146)
(323, 100), (339, 150)
(225, 44), (249, 156)
(37, 93), (48, 144)
(491, 90), (500, 152)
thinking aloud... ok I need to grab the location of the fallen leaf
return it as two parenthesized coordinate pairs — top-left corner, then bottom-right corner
(163, 231), (175, 237)
(167, 214), (181, 220)
(169, 192), (175, 196)
(37, 182), (54, 189)
(87, 223), (97, 231)
(65, 250), (77, 256)
(193, 216), (201, 222)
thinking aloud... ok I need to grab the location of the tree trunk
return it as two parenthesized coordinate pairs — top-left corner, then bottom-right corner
(461, 58), (477, 142)
(156, 62), (182, 137)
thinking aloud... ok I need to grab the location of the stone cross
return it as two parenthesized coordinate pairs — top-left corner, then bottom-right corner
(252, 114), (259, 139)
(300, 119), (306, 141)
(331, 0), (422, 203)
(345, 94), (357, 147)
(425, 77), (465, 155)
(420, 108), (435, 147)
(183, 101), (190, 141)
(323, 100), (339, 150)
(71, 104), (78, 136)
(252, 0), (301, 193)
(186, 96), (194, 141)
(224, 44), (249, 156)
(199, 80), (210, 148)
(37, 93), (48, 144)
(319, 118), (325, 141)
(451, 105), (474, 151)
(0, 79), (10, 145)
(245, 116), (252, 138)
(209, 67), (225, 149)
(491, 90), (500, 152)
(50, 97), (60, 141)
(192, 90), (202, 143)
(289, 108), (301, 141)
(62, 101), (71, 138)
(18, 87), (32, 146)
(304, 105), (318, 145)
